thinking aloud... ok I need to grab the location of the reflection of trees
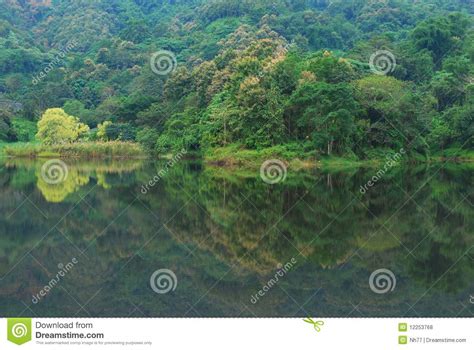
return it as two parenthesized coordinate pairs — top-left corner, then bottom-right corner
(0, 161), (472, 316)
(397, 167), (474, 293)
(4, 158), (143, 203)
(36, 168), (90, 203)
(152, 166), (388, 273)
(5, 158), (144, 173)
(150, 164), (473, 294)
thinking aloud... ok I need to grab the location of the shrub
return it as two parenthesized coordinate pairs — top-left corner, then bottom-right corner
(97, 121), (112, 141)
(136, 127), (159, 151)
(11, 117), (37, 142)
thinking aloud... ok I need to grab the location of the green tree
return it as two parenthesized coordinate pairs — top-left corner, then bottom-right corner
(36, 108), (89, 145)
(411, 13), (470, 64)
(287, 82), (359, 155)
(97, 121), (113, 141)
(233, 76), (286, 148)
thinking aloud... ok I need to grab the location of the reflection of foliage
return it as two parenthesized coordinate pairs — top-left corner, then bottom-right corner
(141, 162), (474, 295)
(96, 173), (110, 189)
(5, 158), (144, 202)
(36, 167), (90, 203)
(154, 167), (381, 273)
(6, 158), (143, 174)
(0, 161), (472, 316)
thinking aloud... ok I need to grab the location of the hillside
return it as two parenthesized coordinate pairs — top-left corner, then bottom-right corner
(0, 0), (472, 160)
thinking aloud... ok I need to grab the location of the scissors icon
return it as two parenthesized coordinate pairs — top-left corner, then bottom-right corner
(303, 318), (325, 332)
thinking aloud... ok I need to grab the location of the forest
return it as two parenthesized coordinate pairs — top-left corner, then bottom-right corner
(1, 0), (473, 319)
(0, 0), (472, 163)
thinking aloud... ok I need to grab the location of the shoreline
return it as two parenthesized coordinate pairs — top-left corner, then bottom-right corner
(2, 143), (473, 169)
(1, 141), (147, 160)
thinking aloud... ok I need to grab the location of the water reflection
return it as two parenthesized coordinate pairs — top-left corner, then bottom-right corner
(3, 158), (143, 202)
(0, 159), (472, 317)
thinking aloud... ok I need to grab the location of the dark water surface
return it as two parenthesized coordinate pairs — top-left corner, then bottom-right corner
(0, 158), (472, 317)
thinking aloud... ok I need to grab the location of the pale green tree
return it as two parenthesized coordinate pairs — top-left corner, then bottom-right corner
(36, 108), (89, 145)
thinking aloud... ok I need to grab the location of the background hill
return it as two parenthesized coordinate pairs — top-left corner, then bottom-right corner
(0, 0), (472, 158)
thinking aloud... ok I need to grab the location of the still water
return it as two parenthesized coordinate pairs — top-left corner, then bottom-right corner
(0, 158), (472, 317)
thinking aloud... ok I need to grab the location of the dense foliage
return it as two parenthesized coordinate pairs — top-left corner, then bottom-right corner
(0, 0), (472, 158)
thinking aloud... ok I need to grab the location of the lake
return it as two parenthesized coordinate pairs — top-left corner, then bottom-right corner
(0, 158), (472, 317)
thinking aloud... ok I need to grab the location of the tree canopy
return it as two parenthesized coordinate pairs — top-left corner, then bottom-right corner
(0, 0), (472, 158)
(36, 108), (89, 145)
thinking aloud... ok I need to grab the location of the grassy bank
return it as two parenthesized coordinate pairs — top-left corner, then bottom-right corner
(3, 141), (146, 159)
(204, 144), (386, 170)
(0, 142), (29, 157)
(203, 144), (474, 170)
(204, 143), (319, 169)
(4, 141), (472, 168)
